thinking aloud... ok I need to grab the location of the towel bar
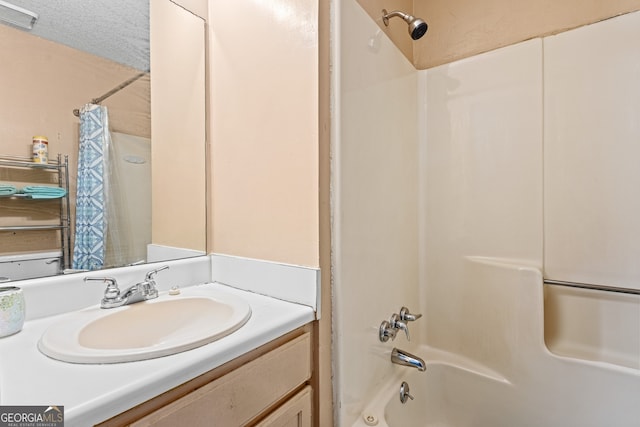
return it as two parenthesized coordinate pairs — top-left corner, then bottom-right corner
(544, 279), (640, 296)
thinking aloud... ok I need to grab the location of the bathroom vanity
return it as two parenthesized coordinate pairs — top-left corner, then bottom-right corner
(101, 326), (312, 426)
(0, 256), (318, 426)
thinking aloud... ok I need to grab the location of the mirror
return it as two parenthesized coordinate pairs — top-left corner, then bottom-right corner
(0, 0), (207, 282)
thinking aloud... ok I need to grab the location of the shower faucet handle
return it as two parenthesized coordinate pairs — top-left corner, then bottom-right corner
(399, 306), (422, 322)
(379, 320), (398, 342)
(390, 313), (410, 341)
(399, 381), (415, 404)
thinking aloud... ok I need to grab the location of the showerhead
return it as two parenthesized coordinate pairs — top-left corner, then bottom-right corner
(382, 9), (428, 40)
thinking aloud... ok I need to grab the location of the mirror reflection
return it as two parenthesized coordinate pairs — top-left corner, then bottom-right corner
(0, 0), (206, 282)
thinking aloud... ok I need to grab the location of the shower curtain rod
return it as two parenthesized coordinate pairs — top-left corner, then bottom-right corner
(72, 71), (148, 117)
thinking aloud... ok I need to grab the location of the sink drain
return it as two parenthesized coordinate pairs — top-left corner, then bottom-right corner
(362, 413), (378, 426)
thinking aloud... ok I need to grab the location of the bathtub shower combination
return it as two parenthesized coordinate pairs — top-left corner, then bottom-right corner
(335, 2), (640, 425)
(352, 258), (640, 427)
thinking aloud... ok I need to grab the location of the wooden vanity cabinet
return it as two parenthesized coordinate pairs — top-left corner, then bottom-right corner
(254, 386), (312, 427)
(98, 325), (312, 427)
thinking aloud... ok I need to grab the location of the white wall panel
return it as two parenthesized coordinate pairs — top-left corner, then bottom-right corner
(544, 12), (640, 289)
(422, 38), (543, 359)
(333, 1), (419, 425)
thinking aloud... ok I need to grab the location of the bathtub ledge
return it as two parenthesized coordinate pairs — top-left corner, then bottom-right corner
(421, 345), (510, 384)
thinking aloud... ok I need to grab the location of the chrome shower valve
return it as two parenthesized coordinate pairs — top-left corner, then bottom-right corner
(379, 320), (397, 342)
(390, 313), (410, 341)
(399, 306), (422, 322)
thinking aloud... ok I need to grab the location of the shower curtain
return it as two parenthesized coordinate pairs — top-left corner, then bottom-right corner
(72, 104), (110, 270)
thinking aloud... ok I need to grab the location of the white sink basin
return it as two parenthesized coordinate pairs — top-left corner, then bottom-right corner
(38, 286), (251, 364)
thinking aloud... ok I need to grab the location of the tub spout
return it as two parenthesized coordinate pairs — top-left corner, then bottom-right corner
(391, 348), (426, 372)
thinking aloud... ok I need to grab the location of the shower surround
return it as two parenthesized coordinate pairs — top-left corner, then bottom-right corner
(333, 2), (640, 426)
(350, 259), (639, 427)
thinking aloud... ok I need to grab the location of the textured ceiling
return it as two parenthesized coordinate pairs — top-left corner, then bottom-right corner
(2, 0), (149, 71)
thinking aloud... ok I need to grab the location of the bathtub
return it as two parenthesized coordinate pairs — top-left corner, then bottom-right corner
(353, 345), (640, 427)
(383, 365), (509, 427)
(353, 347), (511, 427)
(0, 251), (62, 281)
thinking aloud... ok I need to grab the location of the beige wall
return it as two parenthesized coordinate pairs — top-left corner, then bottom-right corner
(207, 3), (328, 424)
(150, 0), (206, 252)
(208, 0), (319, 268)
(0, 25), (148, 161)
(356, 0), (640, 69)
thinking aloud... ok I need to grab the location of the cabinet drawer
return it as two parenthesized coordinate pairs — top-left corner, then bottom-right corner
(254, 386), (312, 427)
(132, 332), (311, 427)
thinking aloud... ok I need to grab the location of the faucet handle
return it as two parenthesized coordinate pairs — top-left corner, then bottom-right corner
(84, 277), (122, 306)
(85, 277), (119, 293)
(399, 306), (422, 322)
(399, 381), (414, 404)
(145, 265), (169, 281)
(390, 313), (410, 341)
(379, 320), (398, 342)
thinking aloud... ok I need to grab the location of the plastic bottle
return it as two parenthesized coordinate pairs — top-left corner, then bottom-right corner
(32, 135), (48, 163)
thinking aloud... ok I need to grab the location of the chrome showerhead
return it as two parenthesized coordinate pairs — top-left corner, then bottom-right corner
(382, 9), (428, 40)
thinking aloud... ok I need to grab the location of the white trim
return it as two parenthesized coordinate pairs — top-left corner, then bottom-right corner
(211, 254), (320, 316)
(147, 244), (205, 262)
(19, 256), (212, 320)
(0, 0), (38, 30)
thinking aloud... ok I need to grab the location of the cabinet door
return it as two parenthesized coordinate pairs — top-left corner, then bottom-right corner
(131, 333), (311, 427)
(255, 387), (312, 427)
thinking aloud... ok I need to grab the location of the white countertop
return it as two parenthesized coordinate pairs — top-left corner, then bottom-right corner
(0, 282), (315, 426)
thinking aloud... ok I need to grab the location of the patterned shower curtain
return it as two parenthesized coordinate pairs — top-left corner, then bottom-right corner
(72, 104), (111, 270)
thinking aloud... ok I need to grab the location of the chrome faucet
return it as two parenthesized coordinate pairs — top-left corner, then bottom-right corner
(85, 265), (169, 309)
(399, 306), (422, 322)
(391, 348), (426, 372)
(379, 320), (398, 342)
(379, 306), (422, 342)
(389, 313), (410, 340)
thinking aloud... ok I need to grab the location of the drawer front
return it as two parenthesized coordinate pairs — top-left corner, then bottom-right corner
(254, 386), (312, 427)
(132, 332), (311, 427)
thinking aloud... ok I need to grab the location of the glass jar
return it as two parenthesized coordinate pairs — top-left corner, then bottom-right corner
(0, 286), (25, 337)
